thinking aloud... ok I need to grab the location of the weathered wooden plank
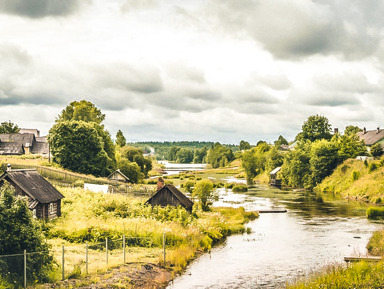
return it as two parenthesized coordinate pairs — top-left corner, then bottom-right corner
(344, 256), (382, 263)
(258, 209), (287, 213)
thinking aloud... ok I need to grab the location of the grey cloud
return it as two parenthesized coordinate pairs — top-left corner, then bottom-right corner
(94, 63), (163, 94)
(300, 93), (360, 107)
(0, 0), (82, 18)
(247, 73), (291, 91)
(206, 0), (384, 59)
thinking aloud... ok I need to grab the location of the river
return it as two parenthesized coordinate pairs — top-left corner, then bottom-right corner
(167, 186), (383, 289)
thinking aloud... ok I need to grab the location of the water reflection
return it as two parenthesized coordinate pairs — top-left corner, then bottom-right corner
(168, 186), (383, 289)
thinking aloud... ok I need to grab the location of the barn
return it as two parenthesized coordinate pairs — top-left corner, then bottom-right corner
(146, 178), (194, 212)
(0, 168), (64, 219)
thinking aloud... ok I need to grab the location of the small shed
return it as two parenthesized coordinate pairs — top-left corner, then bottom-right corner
(0, 169), (64, 219)
(146, 178), (193, 212)
(270, 167), (282, 188)
(108, 169), (130, 183)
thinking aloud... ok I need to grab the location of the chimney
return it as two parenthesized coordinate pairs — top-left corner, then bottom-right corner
(157, 177), (165, 191)
(334, 128), (339, 135)
(24, 143), (31, 154)
(377, 127), (380, 133)
(363, 127), (367, 134)
(7, 164), (11, 171)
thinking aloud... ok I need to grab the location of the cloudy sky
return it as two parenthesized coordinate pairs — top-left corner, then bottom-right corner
(1, 0), (384, 144)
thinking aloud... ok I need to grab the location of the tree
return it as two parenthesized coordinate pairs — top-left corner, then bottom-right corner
(49, 121), (115, 176)
(0, 120), (20, 134)
(296, 115), (332, 142)
(56, 100), (105, 124)
(49, 101), (116, 177)
(336, 133), (367, 160)
(207, 143), (234, 168)
(370, 143), (383, 158)
(0, 184), (53, 285)
(117, 158), (143, 183)
(344, 125), (361, 136)
(309, 140), (339, 187)
(192, 179), (217, 211)
(119, 146), (152, 178)
(168, 146), (180, 161)
(239, 140), (251, 151)
(176, 148), (194, 163)
(115, 130), (126, 147)
(193, 147), (207, 164)
(274, 135), (288, 147)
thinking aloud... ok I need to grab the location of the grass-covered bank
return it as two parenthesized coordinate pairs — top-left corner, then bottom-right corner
(287, 261), (384, 289)
(316, 158), (384, 204)
(33, 187), (257, 287)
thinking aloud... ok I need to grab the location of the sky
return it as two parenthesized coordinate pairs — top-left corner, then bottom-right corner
(1, 0), (384, 144)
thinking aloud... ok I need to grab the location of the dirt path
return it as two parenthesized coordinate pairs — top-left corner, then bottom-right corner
(39, 263), (173, 289)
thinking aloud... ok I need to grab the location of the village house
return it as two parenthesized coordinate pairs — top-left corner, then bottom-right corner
(357, 127), (384, 149)
(0, 167), (64, 219)
(108, 169), (130, 183)
(146, 178), (194, 212)
(0, 132), (49, 156)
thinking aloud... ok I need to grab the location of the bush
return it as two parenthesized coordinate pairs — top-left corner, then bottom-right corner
(366, 207), (384, 220)
(232, 184), (248, 193)
(368, 163), (378, 173)
(351, 170), (360, 181)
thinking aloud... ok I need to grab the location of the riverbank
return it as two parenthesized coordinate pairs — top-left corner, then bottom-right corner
(28, 186), (258, 288)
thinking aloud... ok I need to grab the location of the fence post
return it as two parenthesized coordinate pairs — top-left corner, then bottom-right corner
(123, 235), (126, 264)
(106, 238), (108, 271)
(24, 250), (26, 289)
(163, 232), (166, 267)
(62, 244), (65, 280)
(85, 242), (88, 275)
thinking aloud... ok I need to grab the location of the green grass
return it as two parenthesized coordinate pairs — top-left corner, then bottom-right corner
(287, 262), (384, 289)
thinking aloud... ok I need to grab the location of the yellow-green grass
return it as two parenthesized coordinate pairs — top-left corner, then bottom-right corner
(316, 158), (384, 204)
(287, 261), (384, 289)
(45, 187), (258, 279)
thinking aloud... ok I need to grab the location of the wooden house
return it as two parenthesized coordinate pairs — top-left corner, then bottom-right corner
(269, 167), (282, 188)
(357, 127), (384, 150)
(0, 168), (64, 219)
(107, 169), (130, 183)
(0, 133), (49, 155)
(146, 178), (194, 212)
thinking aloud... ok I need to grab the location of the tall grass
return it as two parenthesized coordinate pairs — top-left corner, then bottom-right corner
(287, 262), (384, 289)
(45, 187), (258, 279)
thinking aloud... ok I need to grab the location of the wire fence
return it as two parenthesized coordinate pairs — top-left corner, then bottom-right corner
(0, 234), (167, 288)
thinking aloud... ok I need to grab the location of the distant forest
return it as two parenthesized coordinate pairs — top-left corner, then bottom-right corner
(128, 141), (240, 162)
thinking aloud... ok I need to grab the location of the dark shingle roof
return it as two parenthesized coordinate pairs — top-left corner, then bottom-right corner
(31, 142), (49, 154)
(0, 142), (24, 155)
(163, 185), (194, 208)
(357, 129), (384, 146)
(0, 170), (64, 203)
(0, 133), (35, 147)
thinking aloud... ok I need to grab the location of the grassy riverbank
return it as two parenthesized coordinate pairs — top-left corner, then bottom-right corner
(35, 186), (257, 287)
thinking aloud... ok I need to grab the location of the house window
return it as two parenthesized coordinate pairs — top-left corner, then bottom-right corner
(49, 203), (54, 214)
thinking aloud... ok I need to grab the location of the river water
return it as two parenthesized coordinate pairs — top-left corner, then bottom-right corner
(167, 187), (383, 289)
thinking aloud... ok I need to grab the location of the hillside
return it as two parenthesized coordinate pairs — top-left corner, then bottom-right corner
(315, 157), (384, 204)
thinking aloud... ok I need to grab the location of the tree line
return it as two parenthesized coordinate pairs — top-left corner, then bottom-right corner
(242, 115), (378, 189)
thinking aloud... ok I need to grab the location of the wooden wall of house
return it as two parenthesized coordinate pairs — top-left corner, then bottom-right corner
(148, 189), (184, 209)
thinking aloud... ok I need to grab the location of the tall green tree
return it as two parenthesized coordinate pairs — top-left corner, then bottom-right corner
(49, 121), (115, 176)
(119, 146), (152, 177)
(115, 130), (126, 147)
(274, 135), (288, 147)
(0, 184), (53, 285)
(296, 115), (332, 142)
(56, 100), (105, 124)
(0, 121), (20, 134)
(192, 179), (217, 211)
(176, 148), (194, 163)
(193, 147), (207, 164)
(49, 100), (116, 176)
(344, 125), (361, 136)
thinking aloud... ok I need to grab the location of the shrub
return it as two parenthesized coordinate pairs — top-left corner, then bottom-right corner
(351, 170), (360, 181)
(368, 163), (378, 173)
(366, 207), (384, 220)
(232, 184), (248, 193)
